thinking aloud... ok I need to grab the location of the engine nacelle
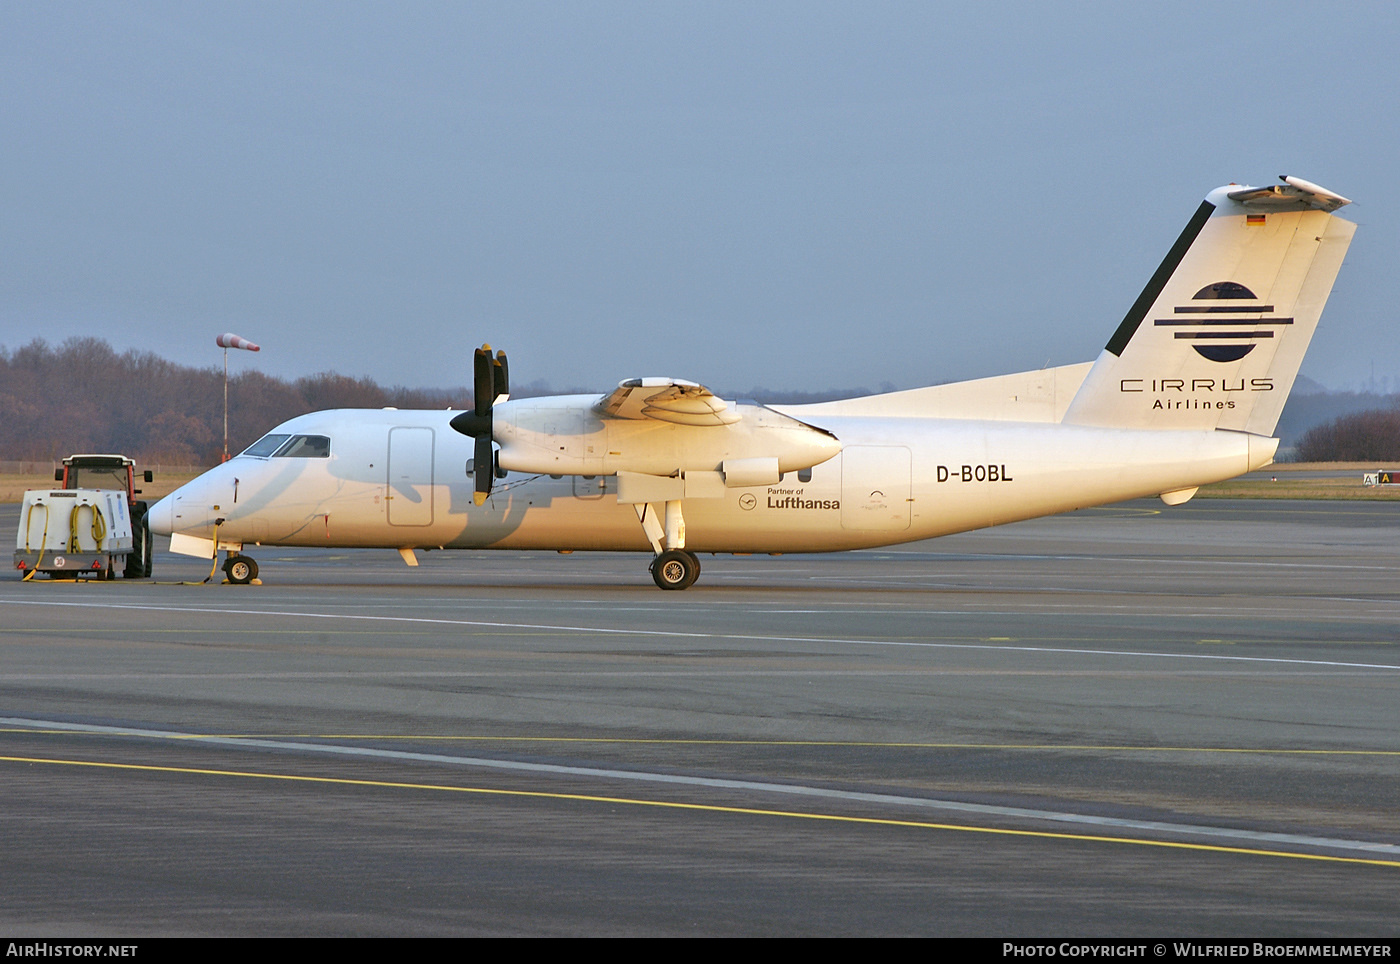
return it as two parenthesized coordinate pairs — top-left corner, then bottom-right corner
(492, 395), (841, 478)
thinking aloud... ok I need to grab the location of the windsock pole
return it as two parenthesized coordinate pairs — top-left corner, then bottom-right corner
(216, 333), (261, 462)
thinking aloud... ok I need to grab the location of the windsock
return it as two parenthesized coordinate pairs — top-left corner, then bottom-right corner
(216, 332), (260, 351)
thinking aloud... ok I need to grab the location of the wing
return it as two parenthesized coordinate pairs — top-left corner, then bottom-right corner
(594, 378), (741, 426)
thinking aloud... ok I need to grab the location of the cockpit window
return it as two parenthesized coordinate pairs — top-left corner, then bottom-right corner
(240, 434), (331, 458)
(242, 434), (291, 458)
(275, 435), (331, 458)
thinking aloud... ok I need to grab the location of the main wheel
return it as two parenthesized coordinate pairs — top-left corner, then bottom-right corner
(651, 549), (698, 590)
(224, 555), (258, 585)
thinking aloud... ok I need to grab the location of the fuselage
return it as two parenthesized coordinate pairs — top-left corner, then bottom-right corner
(149, 405), (1277, 555)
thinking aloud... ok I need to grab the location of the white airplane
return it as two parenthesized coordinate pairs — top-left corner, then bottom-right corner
(149, 176), (1356, 589)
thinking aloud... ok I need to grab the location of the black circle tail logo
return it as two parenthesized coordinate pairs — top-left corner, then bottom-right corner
(1156, 282), (1284, 364)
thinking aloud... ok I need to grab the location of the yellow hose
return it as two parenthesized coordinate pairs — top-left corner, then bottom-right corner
(20, 503), (49, 582)
(204, 520), (222, 584)
(150, 520), (228, 586)
(67, 503), (107, 554)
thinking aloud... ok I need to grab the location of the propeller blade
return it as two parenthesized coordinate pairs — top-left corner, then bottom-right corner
(474, 344), (495, 418)
(473, 434), (493, 506)
(494, 350), (509, 404)
(464, 343), (505, 502)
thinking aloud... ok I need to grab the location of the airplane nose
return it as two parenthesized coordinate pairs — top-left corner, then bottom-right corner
(147, 493), (174, 535)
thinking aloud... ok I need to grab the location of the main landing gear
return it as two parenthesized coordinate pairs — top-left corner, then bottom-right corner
(634, 499), (703, 590)
(651, 549), (701, 591)
(223, 553), (259, 585)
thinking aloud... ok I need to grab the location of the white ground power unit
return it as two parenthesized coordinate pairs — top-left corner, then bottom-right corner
(14, 488), (135, 579)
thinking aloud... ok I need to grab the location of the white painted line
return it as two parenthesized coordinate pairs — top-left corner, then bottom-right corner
(5, 716), (1395, 859)
(2, 598), (1399, 671)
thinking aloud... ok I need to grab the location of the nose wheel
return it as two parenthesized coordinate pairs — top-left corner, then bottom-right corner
(223, 554), (259, 585)
(651, 549), (700, 590)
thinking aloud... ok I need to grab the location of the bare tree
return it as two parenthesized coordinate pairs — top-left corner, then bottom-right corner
(1296, 408), (1400, 461)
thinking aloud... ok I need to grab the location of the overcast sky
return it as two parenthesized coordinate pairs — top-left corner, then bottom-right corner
(2, 1), (1396, 395)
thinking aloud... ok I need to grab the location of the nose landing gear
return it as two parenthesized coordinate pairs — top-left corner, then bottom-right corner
(223, 554), (259, 585)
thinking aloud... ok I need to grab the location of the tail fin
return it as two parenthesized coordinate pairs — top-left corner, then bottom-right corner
(1062, 176), (1355, 434)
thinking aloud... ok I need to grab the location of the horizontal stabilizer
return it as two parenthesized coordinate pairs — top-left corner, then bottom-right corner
(1226, 175), (1351, 213)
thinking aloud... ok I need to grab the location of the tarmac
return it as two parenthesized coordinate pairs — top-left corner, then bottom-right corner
(2, 498), (1397, 936)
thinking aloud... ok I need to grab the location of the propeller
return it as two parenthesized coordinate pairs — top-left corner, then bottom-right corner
(449, 344), (509, 505)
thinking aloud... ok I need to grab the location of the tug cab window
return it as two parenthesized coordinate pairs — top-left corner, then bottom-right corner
(242, 434), (331, 458)
(67, 461), (128, 491)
